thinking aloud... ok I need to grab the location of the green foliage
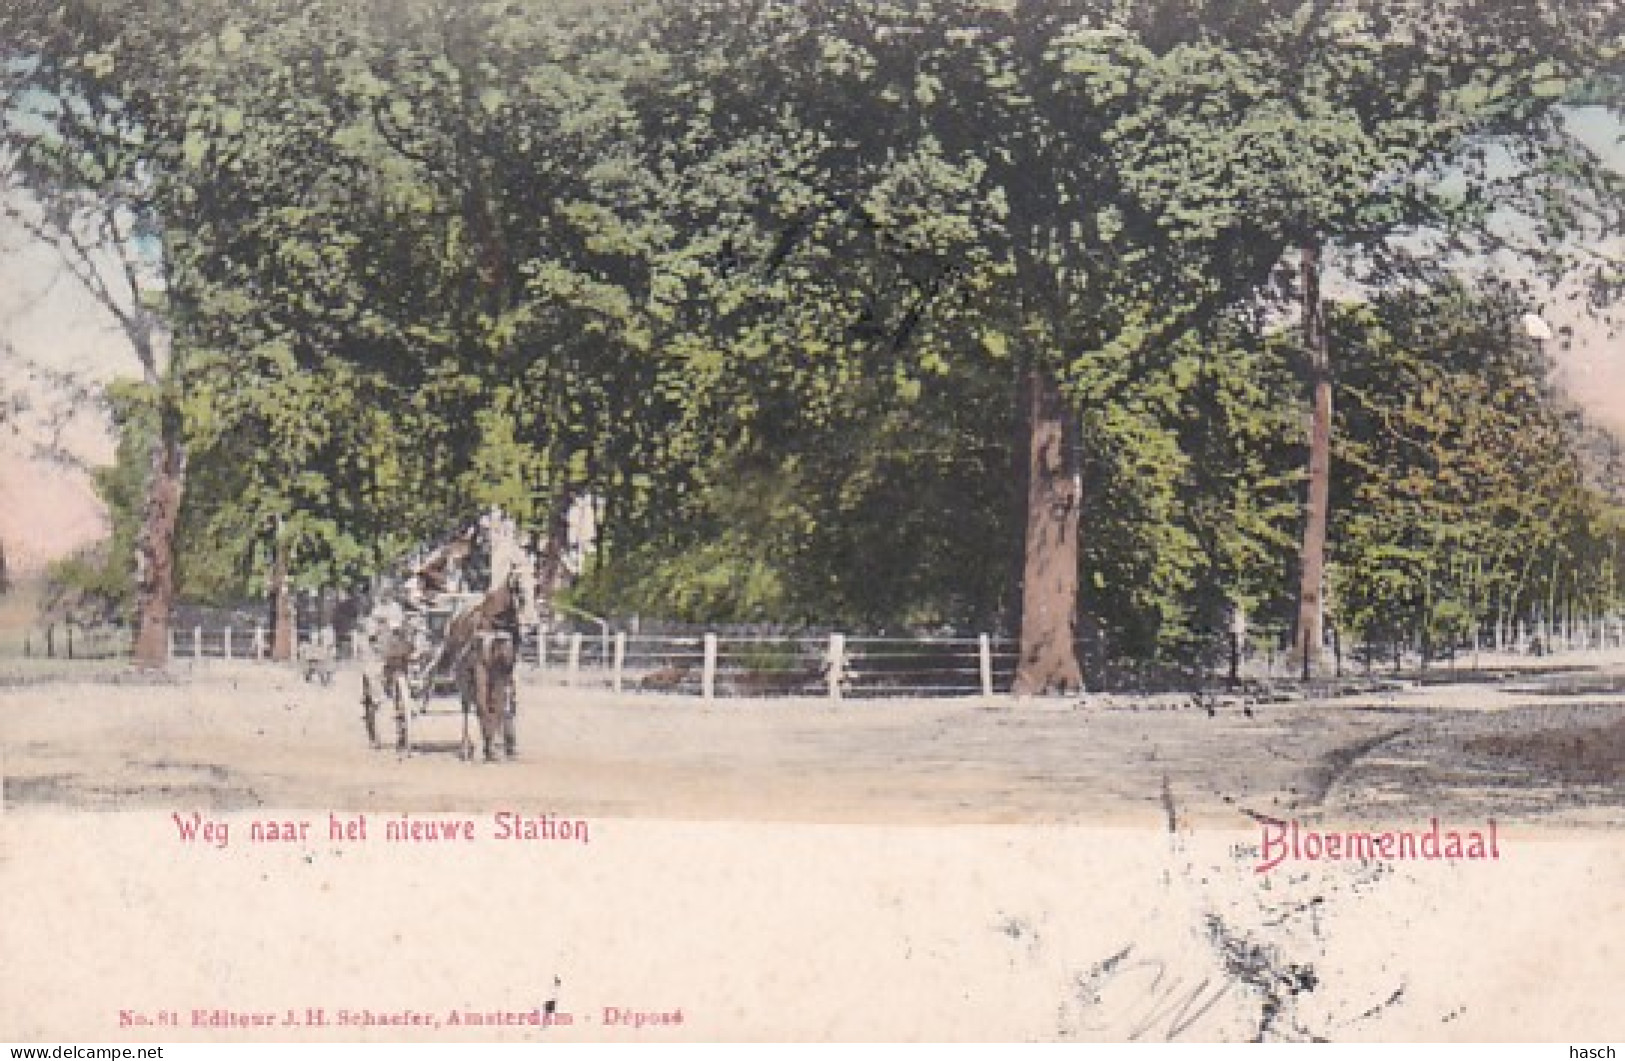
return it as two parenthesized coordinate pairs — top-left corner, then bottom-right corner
(1331, 282), (1625, 654)
(6, 0), (1622, 667)
(577, 347), (1019, 630)
(1080, 323), (1305, 658)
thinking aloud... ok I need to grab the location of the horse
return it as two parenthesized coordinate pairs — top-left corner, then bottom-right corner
(360, 514), (537, 758)
(443, 572), (524, 761)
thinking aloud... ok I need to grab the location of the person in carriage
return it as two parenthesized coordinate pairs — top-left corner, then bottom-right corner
(361, 516), (534, 760)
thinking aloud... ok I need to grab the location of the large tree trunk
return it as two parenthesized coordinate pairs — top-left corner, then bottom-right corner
(269, 519), (294, 662)
(532, 490), (576, 626)
(1006, 363), (1033, 637)
(1296, 240), (1332, 678)
(130, 427), (185, 669)
(1012, 364), (1085, 696)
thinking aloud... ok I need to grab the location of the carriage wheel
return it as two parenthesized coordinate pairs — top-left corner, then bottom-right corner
(395, 675), (412, 755)
(361, 675), (380, 748)
(504, 682), (518, 758)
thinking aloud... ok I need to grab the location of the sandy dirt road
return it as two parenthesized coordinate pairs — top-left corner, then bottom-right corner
(3, 660), (1622, 828)
(3, 661), (1624, 1043)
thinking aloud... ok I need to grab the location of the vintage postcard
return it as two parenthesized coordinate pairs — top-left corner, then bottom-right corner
(2, 0), (1623, 1045)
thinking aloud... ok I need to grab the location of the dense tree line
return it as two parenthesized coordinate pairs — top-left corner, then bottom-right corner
(3, 0), (1621, 683)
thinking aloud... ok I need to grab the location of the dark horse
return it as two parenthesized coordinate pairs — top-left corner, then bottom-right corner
(437, 574), (523, 761)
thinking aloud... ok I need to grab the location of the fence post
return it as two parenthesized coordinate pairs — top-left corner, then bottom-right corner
(567, 633), (582, 686)
(168, 627), (175, 659)
(827, 633), (846, 703)
(702, 634), (718, 701)
(613, 632), (627, 694)
(979, 634), (994, 697)
(224, 626), (232, 661)
(254, 624), (266, 660)
(194, 626), (203, 660)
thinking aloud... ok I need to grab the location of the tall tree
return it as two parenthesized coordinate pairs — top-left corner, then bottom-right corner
(621, 0), (1620, 691)
(67, 0), (662, 640)
(1332, 281), (1625, 663)
(623, 0), (1294, 692)
(1, 0), (252, 666)
(1095, 0), (1620, 672)
(1297, 241), (1333, 675)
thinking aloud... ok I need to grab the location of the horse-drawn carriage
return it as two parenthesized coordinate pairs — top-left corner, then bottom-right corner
(360, 515), (534, 761)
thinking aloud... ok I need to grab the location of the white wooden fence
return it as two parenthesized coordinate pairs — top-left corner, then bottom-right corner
(524, 632), (1015, 699)
(16, 614), (1625, 697)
